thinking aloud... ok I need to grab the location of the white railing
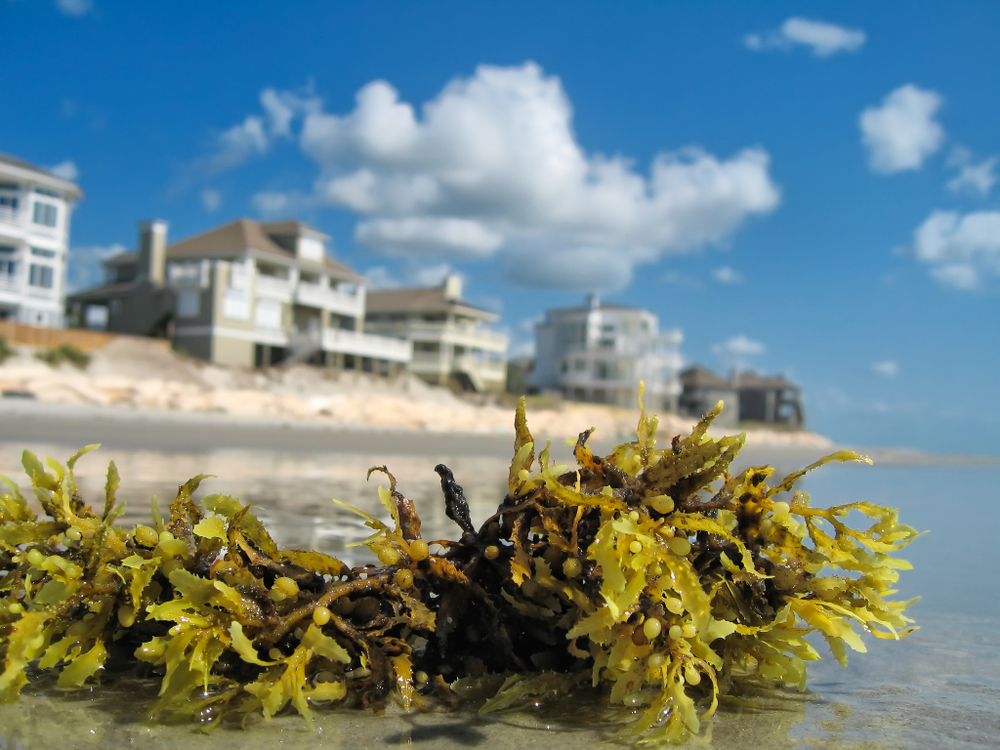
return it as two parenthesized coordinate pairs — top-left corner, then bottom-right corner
(0, 275), (20, 292)
(322, 328), (411, 362)
(396, 320), (508, 349)
(295, 282), (364, 317)
(453, 354), (506, 375)
(0, 205), (19, 225)
(255, 274), (292, 301)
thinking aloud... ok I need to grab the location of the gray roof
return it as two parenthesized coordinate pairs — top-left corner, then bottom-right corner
(365, 286), (496, 320)
(0, 153), (83, 199)
(165, 218), (360, 280)
(681, 366), (735, 389)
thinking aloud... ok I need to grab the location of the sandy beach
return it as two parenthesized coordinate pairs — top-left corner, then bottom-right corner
(0, 336), (833, 452)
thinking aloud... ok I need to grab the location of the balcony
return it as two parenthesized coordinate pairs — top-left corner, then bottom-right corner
(295, 282), (364, 317)
(374, 319), (507, 350)
(0, 205), (19, 226)
(254, 274), (292, 302)
(321, 328), (411, 363)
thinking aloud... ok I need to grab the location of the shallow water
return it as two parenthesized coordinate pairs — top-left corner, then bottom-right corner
(0, 438), (997, 749)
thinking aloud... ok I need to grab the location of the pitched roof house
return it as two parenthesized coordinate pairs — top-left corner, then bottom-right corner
(68, 218), (410, 372)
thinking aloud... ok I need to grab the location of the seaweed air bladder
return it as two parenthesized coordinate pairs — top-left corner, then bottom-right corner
(0, 393), (919, 744)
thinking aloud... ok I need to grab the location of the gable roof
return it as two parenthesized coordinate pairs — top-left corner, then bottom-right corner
(0, 152), (84, 199)
(681, 365), (735, 389)
(365, 286), (497, 320)
(163, 218), (360, 280)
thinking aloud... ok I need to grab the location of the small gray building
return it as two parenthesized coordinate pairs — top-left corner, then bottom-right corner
(678, 366), (805, 428)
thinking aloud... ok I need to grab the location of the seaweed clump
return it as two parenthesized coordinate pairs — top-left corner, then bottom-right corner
(0, 399), (919, 743)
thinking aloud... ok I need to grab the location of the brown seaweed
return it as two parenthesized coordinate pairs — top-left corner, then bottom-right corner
(0, 398), (919, 743)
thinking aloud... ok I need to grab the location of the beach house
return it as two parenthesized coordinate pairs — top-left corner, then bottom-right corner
(528, 295), (683, 411)
(0, 153), (83, 328)
(364, 275), (508, 392)
(67, 218), (410, 374)
(677, 365), (805, 428)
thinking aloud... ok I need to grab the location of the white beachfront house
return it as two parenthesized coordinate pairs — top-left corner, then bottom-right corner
(364, 275), (508, 392)
(529, 295), (683, 411)
(0, 153), (83, 327)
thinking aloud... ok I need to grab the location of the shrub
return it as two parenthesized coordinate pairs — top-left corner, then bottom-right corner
(35, 342), (91, 370)
(0, 335), (13, 365)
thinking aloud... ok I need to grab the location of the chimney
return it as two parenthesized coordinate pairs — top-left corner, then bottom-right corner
(138, 219), (169, 285)
(586, 292), (600, 310)
(442, 273), (462, 301)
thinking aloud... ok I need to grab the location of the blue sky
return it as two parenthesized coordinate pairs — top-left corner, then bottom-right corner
(3, 1), (999, 455)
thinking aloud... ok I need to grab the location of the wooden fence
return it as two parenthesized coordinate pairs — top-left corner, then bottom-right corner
(0, 321), (170, 352)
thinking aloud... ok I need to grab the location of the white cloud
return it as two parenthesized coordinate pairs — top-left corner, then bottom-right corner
(285, 63), (779, 291)
(66, 243), (125, 292)
(362, 266), (401, 290)
(200, 188), (222, 212)
(872, 360), (899, 378)
(745, 17), (866, 57)
(712, 266), (743, 284)
(860, 85), (945, 173)
(409, 262), (456, 288)
(946, 156), (997, 197)
(912, 209), (1000, 290)
(712, 334), (765, 371)
(56, 0), (92, 17)
(252, 190), (296, 218)
(362, 262), (458, 290)
(47, 160), (79, 182)
(355, 217), (502, 257)
(198, 87), (321, 176)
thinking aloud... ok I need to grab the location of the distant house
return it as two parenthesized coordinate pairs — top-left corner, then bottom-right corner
(678, 365), (805, 428)
(733, 371), (804, 427)
(364, 275), (507, 392)
(678, 366), (740, 428)
(67, 218), (410, 373)
(0, 153), (83, 328)
(528, 295), (683, 411)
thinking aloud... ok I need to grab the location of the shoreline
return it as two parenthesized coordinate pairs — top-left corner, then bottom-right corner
(1, 397), (995, 466)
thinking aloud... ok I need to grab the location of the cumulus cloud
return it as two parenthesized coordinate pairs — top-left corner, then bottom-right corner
(712, 334), (765, 371)
(860, 85), (945, 173)
(745, 17), (866, 57)
(200, 188), (222, 212)
(67, 243), (125, 292)
(56, 0), (92, 17)
(362, 262), (458, 290)
(197, 88), (321, 176)
(946, 153), (997, 197)
(872, 360), (899, 378)
(912, 209), (1000, 290)
(712, 266), (743, 284)
(205, 64), (777, 292)
(47, 160), (79, 182)
(355, 217), (502, 257)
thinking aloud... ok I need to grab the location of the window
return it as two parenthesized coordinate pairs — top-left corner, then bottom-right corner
(222, 289), (249, 321)
(31, 247), (56, 259)
(34, 187), (59, 198)
(0, 196), (18, 210)
(254, 300), (282, 330)
(0, 259), (15, 279)
(29, 264), (54, 289)
(33, 202), (58, 227)
(177, 290), (201, 318)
